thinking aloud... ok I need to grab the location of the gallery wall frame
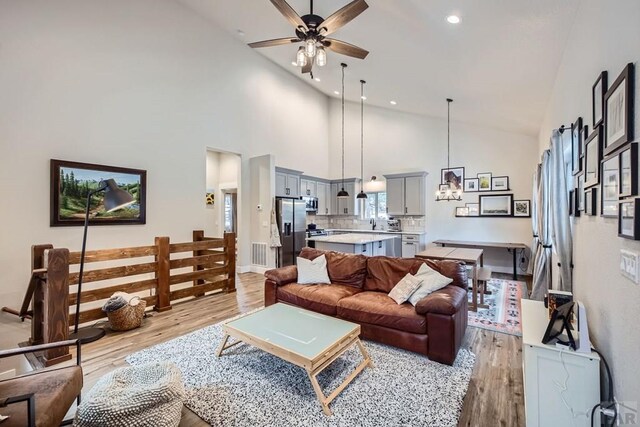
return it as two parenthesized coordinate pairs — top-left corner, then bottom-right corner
(584, 188), (597, 216)
(618, 198), (640, 240)
(441, 167), (465, 190)
(479, 194), (513, 217)
(618, 142), (638, 198)
(592, 71), (608, 128)
(571, 117), (583, 175)
(583, 126), (603, 188)
(491, 176), (510, 191)
(604, 63), (634, 156)
(600, 154), (619, 218)
(513, 199), (531, 217)
(50, 159), (147, 227)
(477, 172), (492, 192)
(464, 178), (479, 192)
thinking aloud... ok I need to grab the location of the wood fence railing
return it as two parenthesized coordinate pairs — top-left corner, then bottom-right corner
(3, 231), (235, 366)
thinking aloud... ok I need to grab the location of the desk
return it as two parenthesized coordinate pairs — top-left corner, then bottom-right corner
(416, 247), (483, 311)
(433, 239), (528, 280)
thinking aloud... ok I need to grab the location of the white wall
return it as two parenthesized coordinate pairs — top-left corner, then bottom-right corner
(537, 0), (640, 406)
(0, 0), (330, 307)
(328, 99), (539, 272)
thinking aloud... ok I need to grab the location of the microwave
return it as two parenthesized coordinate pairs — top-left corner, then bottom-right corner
(302, 196), (318, 212)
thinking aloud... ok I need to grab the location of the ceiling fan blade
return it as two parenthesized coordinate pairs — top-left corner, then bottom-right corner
(302, 60), (313, 74)
(324, 38), (369, 59)
(270, 0), (308, 31)
(248, 38), (301, 48)
(318, 0), (368, 36)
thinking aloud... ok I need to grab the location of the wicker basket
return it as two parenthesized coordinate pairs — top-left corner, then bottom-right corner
(107, 298), (146, 331)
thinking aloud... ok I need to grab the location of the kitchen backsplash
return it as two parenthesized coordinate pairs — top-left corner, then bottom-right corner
(307, 215), (426, 232)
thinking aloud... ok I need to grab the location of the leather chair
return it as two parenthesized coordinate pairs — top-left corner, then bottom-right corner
(0, 340), (83, 427)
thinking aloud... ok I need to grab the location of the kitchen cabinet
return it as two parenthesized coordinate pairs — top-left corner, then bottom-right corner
(275, 168), (302, 198)
(401, 234), (425, 258)
(331, 180), (360, 216)
(316, 181), (331, 216)
(383, 172), (427, 216)
(300, 178), (317, 197)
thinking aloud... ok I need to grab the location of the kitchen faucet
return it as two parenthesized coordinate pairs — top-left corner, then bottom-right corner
(370, 218), (377, 230)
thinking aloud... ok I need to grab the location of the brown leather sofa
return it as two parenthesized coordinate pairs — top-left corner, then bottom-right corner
(264, 248), (468, 365)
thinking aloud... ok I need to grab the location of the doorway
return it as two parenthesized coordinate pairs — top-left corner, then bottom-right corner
(205, 149), (241, 238)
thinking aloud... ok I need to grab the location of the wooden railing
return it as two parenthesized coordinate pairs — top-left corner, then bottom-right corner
(3, 231), (235, 366)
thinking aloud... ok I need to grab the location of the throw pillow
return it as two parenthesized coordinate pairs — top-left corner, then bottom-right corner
(388, 273), (423, 304)
(408, 263), (454, 305)
(296, 254), (331, 285)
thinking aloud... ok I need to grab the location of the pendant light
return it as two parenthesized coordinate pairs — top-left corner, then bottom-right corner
(356, 79), (367, 200)
(337, 63), (349, 198)
(436, 98), (463, 201)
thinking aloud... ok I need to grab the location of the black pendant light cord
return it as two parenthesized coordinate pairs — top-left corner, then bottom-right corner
(360, 80), (365, 185)
(447, 98), (452, 173)
(341, 63), (346, 192)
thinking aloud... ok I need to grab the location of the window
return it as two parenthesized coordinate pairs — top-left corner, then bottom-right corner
(364, 192), (388, 220)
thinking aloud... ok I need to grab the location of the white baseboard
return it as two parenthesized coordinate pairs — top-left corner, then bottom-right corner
(236, 265), (251, 274)
(249, 266), (269, 275)
(237, 265), (271, 275)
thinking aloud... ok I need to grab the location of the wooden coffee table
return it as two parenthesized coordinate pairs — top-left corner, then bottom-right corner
(216, 303), (374, 415)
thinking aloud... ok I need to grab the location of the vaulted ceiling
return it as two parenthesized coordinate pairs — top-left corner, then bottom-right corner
(179, 0), (580, 136)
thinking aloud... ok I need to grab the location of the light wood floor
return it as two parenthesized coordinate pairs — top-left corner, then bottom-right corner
(67, 272), (525, 426)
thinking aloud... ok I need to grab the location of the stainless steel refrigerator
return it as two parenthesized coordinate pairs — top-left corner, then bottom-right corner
(276, 197), (306, 267)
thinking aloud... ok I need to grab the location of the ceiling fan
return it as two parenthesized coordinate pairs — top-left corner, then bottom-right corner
(248, 0), (369, 77)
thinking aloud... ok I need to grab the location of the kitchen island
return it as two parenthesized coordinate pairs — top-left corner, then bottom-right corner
(306, 233), (400, 257)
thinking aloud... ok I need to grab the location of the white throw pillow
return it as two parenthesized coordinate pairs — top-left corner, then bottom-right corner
(388, 273), (423, 304)
(408, 263), (454, 305)
(296, 255), (331, 285)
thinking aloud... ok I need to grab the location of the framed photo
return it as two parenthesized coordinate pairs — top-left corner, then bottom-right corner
(619, 199), (640, 240)
(477, 172), (492, 192)
(479, 194), (513, 217)
(513, 199), (531, 217)
(592, 71), (608, 128)
(441, 167), (465, 190)
(455, 207), (469, 217)
(571, 118), (583, 175)
(584, 126), (602, 188)
(464, 178), (479, 192)
(491, 176), (509, 191)
(465, 203), (479, 217)
(619, 143), (638, 198)
(439, 184), (450, 192)
(570, 190), (581, 217)
(50, 159), (146, 226)
(584, 188), (597, 216)
(604, 63), (634, 155)
(577, 174), (585, 211)
(601, 154), (619, 218)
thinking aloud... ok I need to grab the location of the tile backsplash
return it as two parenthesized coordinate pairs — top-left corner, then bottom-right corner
(307, 215), (426, 232)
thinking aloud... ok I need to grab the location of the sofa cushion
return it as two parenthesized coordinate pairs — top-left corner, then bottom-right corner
(407, 263), (454, 305)
(337, 291), (427, 334)
(296, 254), (331, 284)
(276, 283), (362, 315)
(364, 256), (424, 293)
(388, 273), (423, 304)
(300, 247), (367, 289)
(414, 285), (468, 316)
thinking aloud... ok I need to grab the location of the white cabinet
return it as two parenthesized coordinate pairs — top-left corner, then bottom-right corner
(384, 173), (427, 216)
(401, 234), (425, 258)
(275, 168), (302, 198)
(521, 300), (601, 427)
(300, 178), (317, 197)
(372, 239), (386, 256)
(332, 180), (360, 216)
(316, 182), (331, 216)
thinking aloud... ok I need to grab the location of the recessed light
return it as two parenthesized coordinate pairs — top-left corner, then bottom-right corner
(334, 91), (340, 95)
(314, 77), (321, 82)
(361, 96), (367, 100)
(390, 100), (397, 105)
(447, 15), (460, 24)
(237, 29), (245, 37)
(291, 61), (298, 66)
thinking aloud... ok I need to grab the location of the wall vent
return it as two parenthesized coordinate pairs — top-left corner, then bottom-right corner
(251, 242), (268, 267)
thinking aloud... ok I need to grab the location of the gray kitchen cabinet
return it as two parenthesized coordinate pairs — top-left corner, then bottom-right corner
(300, 178), (317, 197)
(330, 180), (360, 216)
(275, 167), (302, 198)
(316, 181), (331, 216)
(383, 172), (427, 216)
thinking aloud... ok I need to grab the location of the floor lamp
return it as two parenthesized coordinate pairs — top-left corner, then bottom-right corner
(70, 178), (135, 344)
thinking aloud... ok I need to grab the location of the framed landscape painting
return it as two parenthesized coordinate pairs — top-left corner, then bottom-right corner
(50, 159), (146, 226)
(479, 194), (513, 217)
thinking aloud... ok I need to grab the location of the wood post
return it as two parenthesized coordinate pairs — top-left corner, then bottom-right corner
(225, 232), (236, 293)
(29, 244), (53, 345)
(42, 248), (71, 366)
(154, 236), (172, 312)
(192, 230), (205, 297)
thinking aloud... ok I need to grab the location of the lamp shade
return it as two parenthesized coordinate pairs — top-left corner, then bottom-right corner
(101, 179), (135, 212)
(356, 190), (367, 199)
(337, 188), (349, 198)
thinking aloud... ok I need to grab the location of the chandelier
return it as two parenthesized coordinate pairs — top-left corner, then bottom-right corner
(435, 98), (462, 201)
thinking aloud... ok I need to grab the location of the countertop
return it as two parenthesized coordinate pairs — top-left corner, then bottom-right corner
(322, 228), (426, 236)
(306, 233), (401, 244)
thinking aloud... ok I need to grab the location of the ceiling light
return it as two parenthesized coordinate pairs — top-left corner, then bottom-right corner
(316, 47), (327, 67)
(305, 38), (317, 58)
(296, 47), (307, 67)
(436, 98), (463, 202)
(447, 15), (460, 24)
(291, 61), (297, 66)
(334, 91), (340, 95)
(314, 77), (321, 82)
(361, 96), (367, 100)
(390, 100), (397, 105)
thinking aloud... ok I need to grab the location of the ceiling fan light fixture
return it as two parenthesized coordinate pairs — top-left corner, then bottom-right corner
(305, 38), (317, 57)
(316, 47), (327, 66)
(296, 47), (307, 66)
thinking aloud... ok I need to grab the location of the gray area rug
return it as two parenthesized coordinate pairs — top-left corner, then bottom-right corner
(126, 312), (475, 427)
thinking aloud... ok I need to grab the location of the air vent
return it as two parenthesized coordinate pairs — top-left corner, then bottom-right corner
(251, 242), (268, 267)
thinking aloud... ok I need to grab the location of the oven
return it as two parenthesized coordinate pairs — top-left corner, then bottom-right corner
(306, 228), (327, 248)
(302, 196), (318, 213)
